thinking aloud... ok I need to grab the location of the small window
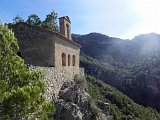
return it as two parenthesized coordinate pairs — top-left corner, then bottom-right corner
(72, 55), (75, 66)
(68, 55), (70, 66)
(62, 53), (66, 66)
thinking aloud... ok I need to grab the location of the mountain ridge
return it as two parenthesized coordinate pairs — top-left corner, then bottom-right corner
(72, 32), (160, 112)
(73, 32), (160, 41)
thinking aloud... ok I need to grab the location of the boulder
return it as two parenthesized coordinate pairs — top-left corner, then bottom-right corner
(55, 100), (83, 120)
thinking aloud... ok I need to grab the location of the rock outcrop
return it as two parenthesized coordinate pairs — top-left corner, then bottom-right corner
(54, 78), (111, 120)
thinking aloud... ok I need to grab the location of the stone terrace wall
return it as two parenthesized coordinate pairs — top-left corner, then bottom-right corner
(29, 66), (68, 100)
(29, 66), (84, 101)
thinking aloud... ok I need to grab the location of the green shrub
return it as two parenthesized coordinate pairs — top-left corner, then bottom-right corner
(0, 24), (54, 120)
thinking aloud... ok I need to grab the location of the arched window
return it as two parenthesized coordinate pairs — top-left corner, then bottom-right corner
(68, 55), (70, 66)
(62, 53), (66, 66)
(72, 55), (75, 66)
(66, 24), (70, 39)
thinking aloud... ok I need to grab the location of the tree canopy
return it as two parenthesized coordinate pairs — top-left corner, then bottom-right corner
(0, 24), (55, 119)
(12, 11), (59, 32)
(26, 13), (41, 26)
(86, 75), (160, 120)
(41, 11), (59, 32)
(13, 15), (24, 24)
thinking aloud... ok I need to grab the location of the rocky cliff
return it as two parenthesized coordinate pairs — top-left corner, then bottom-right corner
(54, 77), (111, 120)
(49, 75), (160, 120)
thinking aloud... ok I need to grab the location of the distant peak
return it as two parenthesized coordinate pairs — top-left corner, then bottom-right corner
(132, 33), (160, 42)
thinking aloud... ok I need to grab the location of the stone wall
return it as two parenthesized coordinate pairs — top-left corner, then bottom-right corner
(11, 24), (55, 67)
(29, 66), (69, 100)
(29, 65), (85, 101)
(54, 36), (80, 79)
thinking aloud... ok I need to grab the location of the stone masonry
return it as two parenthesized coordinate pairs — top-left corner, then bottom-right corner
(29, 65), (85, 100)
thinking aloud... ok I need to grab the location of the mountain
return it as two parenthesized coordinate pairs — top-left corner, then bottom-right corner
(73, 33), (135, 64)
(86, 75), (160, 120)
(72, 33), (160, 111)
(132, 33), (160, 56)
(73, 32), (160, 64)
(132, 33), (160, 42)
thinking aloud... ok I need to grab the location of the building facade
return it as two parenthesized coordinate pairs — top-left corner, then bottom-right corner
(11, 16), (83, 99)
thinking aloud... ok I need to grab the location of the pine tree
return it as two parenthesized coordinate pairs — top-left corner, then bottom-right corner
(41, 11), (59, 32)
(13, 15), (24, 24)
(0, 24), (55, 119)
(26, 14), (41, 26)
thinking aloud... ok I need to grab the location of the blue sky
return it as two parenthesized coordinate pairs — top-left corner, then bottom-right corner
(1, 0), (160, 39)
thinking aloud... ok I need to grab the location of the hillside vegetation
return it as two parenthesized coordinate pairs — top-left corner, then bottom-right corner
(86, 75), (160, 120)
(73, 33), (160, 111)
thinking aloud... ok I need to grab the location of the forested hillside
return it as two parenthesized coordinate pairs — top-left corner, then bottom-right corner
(72, 33), (160, 111)
(86, 75), (160, 120)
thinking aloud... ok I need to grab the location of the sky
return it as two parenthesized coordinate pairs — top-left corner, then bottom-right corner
(0, 0), (160, 39)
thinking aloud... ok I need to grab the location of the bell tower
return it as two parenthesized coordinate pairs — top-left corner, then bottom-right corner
(59, 16), (72, 40)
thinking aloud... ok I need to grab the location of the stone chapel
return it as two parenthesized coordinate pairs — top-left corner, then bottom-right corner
(11, 16), (81, 79)
(10, 16), (84, 99)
